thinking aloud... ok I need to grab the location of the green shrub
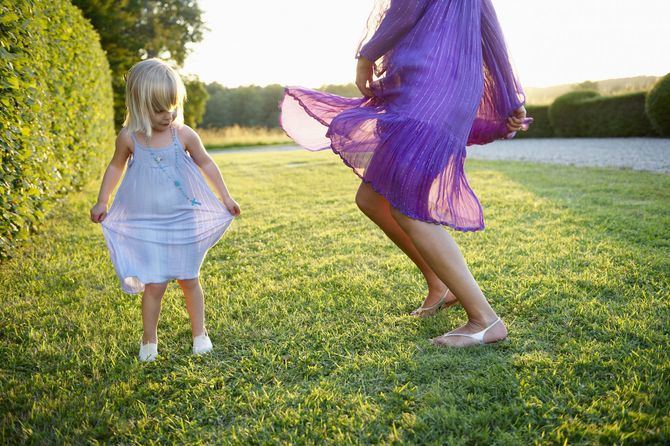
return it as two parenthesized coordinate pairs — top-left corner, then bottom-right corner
(549, 90), (657, 137)
(516, 105), (554, 138)
(0, 0), (114, 258)
(549, 91), (600, 137)
(645, 73), (670, 137)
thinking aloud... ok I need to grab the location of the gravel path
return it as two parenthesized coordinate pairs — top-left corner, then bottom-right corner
(468, 138), (670, 173)
(212, 138), (670, 174)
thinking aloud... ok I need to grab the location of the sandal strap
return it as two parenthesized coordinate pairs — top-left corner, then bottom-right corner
(441, 318), (501, 344)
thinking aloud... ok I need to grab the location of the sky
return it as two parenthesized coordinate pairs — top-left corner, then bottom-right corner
(182, 0), (670, 89)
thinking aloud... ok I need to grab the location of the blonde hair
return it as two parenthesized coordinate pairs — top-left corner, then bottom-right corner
(123, 58), (187, 138)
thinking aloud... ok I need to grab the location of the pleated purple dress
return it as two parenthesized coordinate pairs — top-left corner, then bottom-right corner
(281, 0), (530, 231)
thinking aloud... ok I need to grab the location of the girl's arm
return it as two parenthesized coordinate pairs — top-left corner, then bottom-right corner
(180, 126), (241, 216)
(358, 0), (430, 63)
(90, 131), (132, 223)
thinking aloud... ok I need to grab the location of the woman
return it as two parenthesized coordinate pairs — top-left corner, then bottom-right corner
(280, 0), (530, 347)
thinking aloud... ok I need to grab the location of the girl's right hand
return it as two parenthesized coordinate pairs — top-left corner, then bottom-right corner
(90, 202), (108, 223)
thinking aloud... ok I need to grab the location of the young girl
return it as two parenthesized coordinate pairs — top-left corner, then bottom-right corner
(281, 0), (531, 347)
(90, 58), (241, 361)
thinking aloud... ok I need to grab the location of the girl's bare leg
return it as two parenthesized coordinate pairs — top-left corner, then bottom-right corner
(355, 182), (456, 307)
(389, 206), (508, 346)
(142, 282), (169, 344)
(177, 278), (207, 338)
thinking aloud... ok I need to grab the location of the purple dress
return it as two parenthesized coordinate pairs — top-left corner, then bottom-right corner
(280, 0), (529, 231)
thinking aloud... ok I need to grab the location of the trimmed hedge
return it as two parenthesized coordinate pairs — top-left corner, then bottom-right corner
(516, 105), (553, 138)
(646, 73), (670, 137)
(549, 90), (657, 138)
(0, 0), (114, 258)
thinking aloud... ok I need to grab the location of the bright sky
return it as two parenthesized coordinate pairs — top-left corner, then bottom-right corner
(182, 0), (670, 89)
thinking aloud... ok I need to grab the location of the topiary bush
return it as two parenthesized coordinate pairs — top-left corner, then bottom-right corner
(548, 90), (600, 137)
(516, 105), (554, 138)
(549, 90), (657, 138)
(645, 73), (670, 137)
(0, 0), (114, 258)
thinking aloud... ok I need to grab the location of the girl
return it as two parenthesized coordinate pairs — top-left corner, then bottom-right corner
(281, 0), (531, 347)
(90, 58), (241, 361)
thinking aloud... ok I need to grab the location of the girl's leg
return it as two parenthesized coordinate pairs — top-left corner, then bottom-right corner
(355, 182), (456, 307)
(142, 282), (169, 344)
(389, 206), (508, 346)
(177, 278), (206, 338)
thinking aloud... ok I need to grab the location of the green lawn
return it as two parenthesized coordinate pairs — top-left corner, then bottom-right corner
(1, 150), (669, 445)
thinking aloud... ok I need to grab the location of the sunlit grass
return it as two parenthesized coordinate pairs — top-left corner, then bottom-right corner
(198, 125), (291, 150)
(1, 151), (668, 444)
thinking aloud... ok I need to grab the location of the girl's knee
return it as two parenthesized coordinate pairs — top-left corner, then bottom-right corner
(177, 277), (199, 289)
(144, 282), (168, 295)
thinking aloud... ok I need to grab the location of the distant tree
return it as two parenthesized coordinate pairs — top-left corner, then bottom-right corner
(572, 80), (599, 93)
(183, 77), (208, 128)
(72, 0), (205, 128)
(320, 83), (361, 98)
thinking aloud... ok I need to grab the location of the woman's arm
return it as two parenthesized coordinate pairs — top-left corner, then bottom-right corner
(358, 0), (430, 63)
(90, 131), (132, 223)
(180, 126), (241, 216)
(468, 0), (529, 144)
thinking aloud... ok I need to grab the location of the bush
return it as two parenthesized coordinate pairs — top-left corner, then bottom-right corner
(645, 73), (670, 137)
(0, 0), (114, 258)
(548, 91), (600, 137)
(549, 90), (657, 137)
(516, 105), (554, 138)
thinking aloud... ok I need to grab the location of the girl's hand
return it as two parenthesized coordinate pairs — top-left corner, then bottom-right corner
(506, 106), (527, 132)
(222, 196), (241, 217)
(90, 202), (108, 223)
(356, 57), (374, 98)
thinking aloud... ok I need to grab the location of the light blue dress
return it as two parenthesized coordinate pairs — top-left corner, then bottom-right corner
(101, 126), (234, 294)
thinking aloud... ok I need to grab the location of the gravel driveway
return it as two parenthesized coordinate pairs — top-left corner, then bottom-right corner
(213, 138), (670, 174)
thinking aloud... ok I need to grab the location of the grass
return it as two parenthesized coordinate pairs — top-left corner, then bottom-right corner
(1, 150), (669, 444)
(199, 126), (291, 150)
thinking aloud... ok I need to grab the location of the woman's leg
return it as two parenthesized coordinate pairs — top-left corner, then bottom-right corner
(142, 282), (169, 344)
(389, 206), (508, 346)
(355, 182), (456, 307)
(177, 278), (206, 338)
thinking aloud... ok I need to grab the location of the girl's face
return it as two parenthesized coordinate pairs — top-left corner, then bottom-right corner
(151, 109), (177, 131)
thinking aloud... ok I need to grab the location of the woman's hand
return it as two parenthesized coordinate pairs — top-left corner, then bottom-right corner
(356, 57), (374, 97)
(506, 105), (527, 132)
(90, 202), (108, 223)
(222, 196), (241, 217)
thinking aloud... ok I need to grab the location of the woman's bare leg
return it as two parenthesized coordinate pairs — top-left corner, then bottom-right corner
(355, 182), (456, 308)
(177, 278), (207, 338)
(142, 282), (169, 344)
(389, 206), (508, 346)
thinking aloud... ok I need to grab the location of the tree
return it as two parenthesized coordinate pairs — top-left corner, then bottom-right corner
(183, 77), (208, 128)
(71, 0), (206, 128)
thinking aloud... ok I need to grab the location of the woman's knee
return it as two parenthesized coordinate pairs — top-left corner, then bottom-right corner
(355, 184), (383, 217)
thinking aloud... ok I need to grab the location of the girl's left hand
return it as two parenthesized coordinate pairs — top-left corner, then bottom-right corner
(506, 106), (527, 132)
(222, 196), (241, 216)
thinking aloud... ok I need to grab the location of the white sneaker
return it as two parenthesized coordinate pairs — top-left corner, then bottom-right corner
(139, 341), (158, 362)
(193, 334), (213, 355)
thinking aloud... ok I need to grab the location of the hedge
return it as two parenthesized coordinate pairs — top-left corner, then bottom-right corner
(0, 0), (114, 258)
(516, 105), (553, 138)
(646, 73), (670, 137)
(549, 90), (657, 138)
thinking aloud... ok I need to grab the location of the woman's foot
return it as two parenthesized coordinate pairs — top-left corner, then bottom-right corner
(410, 286), (459, 317)
(430, 318), (508, 347)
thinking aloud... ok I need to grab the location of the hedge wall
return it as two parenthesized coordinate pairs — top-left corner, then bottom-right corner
(646, 73), (670, 137)
(0, 0), (114, 258)
(548, 90), (657, 138)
